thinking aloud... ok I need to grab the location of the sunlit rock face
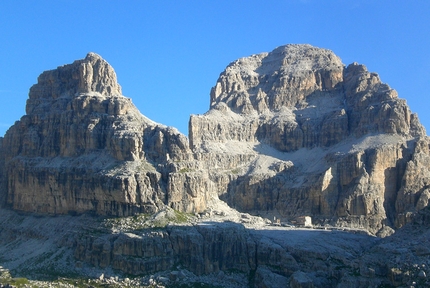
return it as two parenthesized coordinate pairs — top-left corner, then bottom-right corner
(190, 44), (428, 235)
(192, 44), (424, 151)
(0, 53), (209, 216)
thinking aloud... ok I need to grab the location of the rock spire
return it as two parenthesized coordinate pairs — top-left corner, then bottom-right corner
(27, 52), (122, 114)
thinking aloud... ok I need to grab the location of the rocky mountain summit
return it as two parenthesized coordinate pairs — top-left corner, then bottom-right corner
(190, 44), (428, 236)
(1, 44), (430, 287)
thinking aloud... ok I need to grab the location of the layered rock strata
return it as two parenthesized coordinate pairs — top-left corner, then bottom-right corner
(0, 53), (209, 216)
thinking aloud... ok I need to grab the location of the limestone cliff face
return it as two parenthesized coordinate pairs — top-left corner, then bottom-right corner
(1, 45), (429, 236)
(0, 53), (208, 216)
(189, 44), (429, 234)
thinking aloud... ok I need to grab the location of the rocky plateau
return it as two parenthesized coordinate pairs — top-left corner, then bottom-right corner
(1, 44), (430, 287)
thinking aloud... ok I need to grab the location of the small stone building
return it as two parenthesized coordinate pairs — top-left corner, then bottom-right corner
(296, 216), (312, 227)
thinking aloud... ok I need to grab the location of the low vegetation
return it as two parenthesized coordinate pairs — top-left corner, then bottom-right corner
(103, 208), (194, 232)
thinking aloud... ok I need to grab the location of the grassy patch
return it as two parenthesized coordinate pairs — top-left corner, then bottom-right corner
(173, 210), (192, 223)
(103, 209), (194, 231)
(0, 277), (30, 287)
(0, 271), (36, 288)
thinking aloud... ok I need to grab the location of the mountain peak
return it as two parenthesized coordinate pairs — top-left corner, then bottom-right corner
(26, 53), (122, 114)
(210, 44), (344, 113)
(85, 52), (103, 60)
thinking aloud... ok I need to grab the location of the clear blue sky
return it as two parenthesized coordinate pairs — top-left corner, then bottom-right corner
(1, 0), (429, 137)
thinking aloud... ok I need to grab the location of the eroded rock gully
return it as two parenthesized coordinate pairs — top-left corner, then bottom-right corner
(1, 44), (430, 287)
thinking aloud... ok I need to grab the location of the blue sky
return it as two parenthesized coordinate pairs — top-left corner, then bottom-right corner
(1, 0), (429, 137)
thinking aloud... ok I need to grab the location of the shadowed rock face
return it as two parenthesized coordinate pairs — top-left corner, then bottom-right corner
(0, 45), (429, 236)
